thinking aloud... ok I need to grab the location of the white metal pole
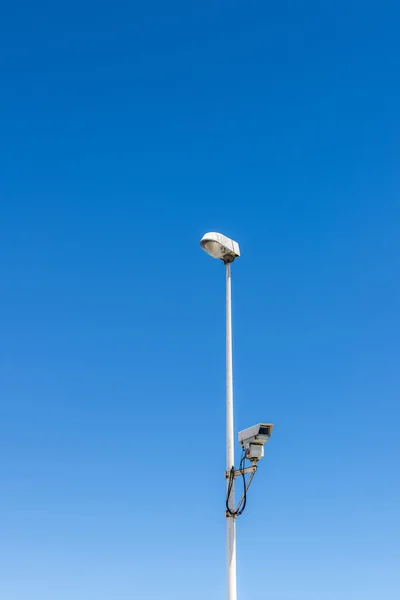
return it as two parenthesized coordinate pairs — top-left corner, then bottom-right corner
(225, 261), (237, 600)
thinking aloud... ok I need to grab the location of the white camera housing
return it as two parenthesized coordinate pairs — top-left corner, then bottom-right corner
(246, 443), (265, 460)
(238, 423), (274, 458)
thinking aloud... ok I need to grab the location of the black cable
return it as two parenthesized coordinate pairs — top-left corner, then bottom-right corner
(236, 450), (247, 516)
(226, 448), (248, 517)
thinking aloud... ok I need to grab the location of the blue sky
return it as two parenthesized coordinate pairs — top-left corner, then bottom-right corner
(1, 1), (400, 599)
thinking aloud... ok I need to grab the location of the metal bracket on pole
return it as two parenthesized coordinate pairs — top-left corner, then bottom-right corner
(235, 469), (257, 515)
(225, 462), (258, 517)
(225, 465), (257, 479)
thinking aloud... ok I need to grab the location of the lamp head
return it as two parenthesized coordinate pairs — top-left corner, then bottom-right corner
(200, 232), (240, 263)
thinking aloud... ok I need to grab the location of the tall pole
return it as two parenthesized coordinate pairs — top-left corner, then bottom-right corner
(225, 261), (237, 600)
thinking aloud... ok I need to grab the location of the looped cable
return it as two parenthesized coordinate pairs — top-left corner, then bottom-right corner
(226, 449), (247, 517)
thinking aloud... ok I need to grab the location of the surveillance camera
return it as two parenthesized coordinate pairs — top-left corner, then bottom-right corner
(238, 423), (274, 454)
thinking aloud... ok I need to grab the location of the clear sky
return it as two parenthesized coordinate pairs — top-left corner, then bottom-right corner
(1, 1), (400, 599)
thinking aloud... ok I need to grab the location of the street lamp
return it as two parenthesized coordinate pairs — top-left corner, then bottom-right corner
(200, 232), (273, 600)
(200, 232), (240, 262)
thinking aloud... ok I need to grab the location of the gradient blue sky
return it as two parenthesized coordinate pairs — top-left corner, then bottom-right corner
(1, 1), (400, 599)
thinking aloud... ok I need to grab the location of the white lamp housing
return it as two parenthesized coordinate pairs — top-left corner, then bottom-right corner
(200, 232), (240, 262)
